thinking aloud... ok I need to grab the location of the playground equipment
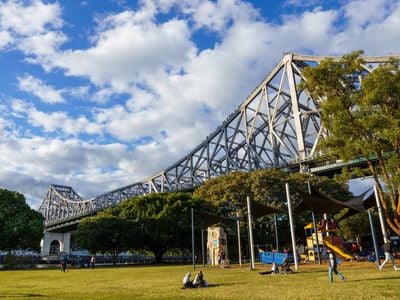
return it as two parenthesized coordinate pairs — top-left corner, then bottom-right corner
(324, 238), (353, 260)
(304, 222), (323, 262)
(304, 220), (353, 261)
(207, 227), (228, 266)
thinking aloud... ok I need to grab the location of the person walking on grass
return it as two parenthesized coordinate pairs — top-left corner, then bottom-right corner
(60, 256), (68, 272)
(327, 249), (346, 283)
(379, 240), (398, 271)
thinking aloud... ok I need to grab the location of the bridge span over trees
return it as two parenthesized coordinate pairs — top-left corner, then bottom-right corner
(38, 52), (400, 255)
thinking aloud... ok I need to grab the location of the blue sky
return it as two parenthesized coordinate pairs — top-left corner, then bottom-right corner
(0, 0), (399, 208)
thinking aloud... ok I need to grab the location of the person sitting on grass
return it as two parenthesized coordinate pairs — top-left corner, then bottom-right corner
(182, 272), (193, 289)
(281, 257), (293, 274)
(193, 270), (209, 288)
(259, 262), (279, 275)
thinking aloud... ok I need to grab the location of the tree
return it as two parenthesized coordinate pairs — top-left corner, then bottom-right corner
(336, 211), (371, 249)
(105, 192), (209, 263)
(301, 51), (400, 235)
(75, 215), (137, 265)
(194, 169), (350, 249)
(0, 188), (44, 251)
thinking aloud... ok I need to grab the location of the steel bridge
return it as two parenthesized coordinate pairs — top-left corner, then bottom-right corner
(39, 53), (400, 232)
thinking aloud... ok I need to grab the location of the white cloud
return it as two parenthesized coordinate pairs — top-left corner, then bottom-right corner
(192, 0), (259, 32)
(45, 14), (196, 90)
(0, 30), (12, 49)
(3, 0), (400, 209)
(18, 74), (66, 104)
(19, 31), (67, 57)
(330, 1), (400, 54)
(0, 0), (62, 52)
(0, 134), (138, 207)
(0, 0), (62, 35)
(11, 99), (103, 136)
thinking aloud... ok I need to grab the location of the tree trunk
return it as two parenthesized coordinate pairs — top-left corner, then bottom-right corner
(153, 249), (164, 263)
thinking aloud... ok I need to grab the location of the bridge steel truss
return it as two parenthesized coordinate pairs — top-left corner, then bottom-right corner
(39, 53), (400, 229)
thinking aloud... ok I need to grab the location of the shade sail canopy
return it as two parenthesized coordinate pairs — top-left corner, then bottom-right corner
(294, 189), (357, 214)
(337, 188), (375, 221)
(195, 200), (285, 227)
(195, 210), (233, 227)
(250, 200), (286, 219)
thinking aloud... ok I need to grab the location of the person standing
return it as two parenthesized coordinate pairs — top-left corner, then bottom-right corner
(220, 250), (226, 267)
(379, 240), (398, 271)
(90, 255), (96, 269)
(60, 256), (68, 272)
(327, 249), (346, 283)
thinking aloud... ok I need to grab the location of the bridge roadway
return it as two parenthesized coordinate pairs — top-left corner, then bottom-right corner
(38, 53), (399, 254)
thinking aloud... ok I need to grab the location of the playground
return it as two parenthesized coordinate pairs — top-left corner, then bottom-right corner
(0, 262), (399, 299)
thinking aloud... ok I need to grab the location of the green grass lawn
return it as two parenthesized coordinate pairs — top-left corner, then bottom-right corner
(0, 261), (399, 299)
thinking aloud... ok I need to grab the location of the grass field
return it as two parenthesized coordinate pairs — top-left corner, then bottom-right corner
(0, 261), (400, 299)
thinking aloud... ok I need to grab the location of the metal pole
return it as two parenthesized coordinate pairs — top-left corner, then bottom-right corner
(274, 213), (279, 251)
(368, 210), (381, 266)
(201, 229), (205, 267)
(247, 196), (255, 270)
(311, 211), (321, 264)
(237, 212), (242, 267)
(308, 182), (321, 264)
(191, 208), (195, 269)
(286, 183), (298, 270)
(323, 213), (329, 237)
(374, 185), (388, 243)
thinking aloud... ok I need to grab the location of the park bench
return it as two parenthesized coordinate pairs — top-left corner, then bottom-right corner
(258, 251), (295, 266)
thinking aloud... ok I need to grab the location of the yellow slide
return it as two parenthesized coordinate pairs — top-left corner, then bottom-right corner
(324, 238), (353, 260)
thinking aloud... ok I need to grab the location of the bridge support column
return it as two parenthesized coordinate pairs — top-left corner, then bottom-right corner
(41, 231), (72, 256)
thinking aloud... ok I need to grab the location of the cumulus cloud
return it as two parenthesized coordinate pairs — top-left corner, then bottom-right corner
(11, 99), (103, 136)
(0, 0), (62, 50)
(0, 133), (139, 207)
(2, 0), (400, 209)
(18, 74), (65, 104)
(43, 15), (196, 90)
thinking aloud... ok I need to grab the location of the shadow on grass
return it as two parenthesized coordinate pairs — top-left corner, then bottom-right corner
(0, 293), (46, 298)
(181, 282), (244, 289)
(348, 275), (400, 283)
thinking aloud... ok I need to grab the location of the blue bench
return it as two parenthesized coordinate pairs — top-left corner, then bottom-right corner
(258, 251), (294, 266)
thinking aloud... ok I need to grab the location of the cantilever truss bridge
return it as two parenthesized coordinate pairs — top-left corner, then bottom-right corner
(39, 53), (400, 230)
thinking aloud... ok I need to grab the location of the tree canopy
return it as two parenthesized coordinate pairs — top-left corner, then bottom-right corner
(76, 192), (210, 263)
(0, 188), (44, 251)
(194, 168), (350, 248)
(301, 51), (400, 235)
(75, 215), (137, 265)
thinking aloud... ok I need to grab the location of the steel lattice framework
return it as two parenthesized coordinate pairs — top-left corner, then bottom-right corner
(39, 53), (400, 229)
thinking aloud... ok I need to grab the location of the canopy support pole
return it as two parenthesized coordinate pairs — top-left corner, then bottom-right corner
(237, 212), (242, 267)
(274, 213), (279, 251)
(201, 229), (205, 267)
(368, 209), (381, 267)
(247, 196), (255, 270)
(286, 183), (298, 270)
(191, 208), (195, 270)
(374, 185), (388, 243)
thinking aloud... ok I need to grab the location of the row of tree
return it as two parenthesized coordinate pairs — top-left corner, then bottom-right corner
(74, 168), (355, 263)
